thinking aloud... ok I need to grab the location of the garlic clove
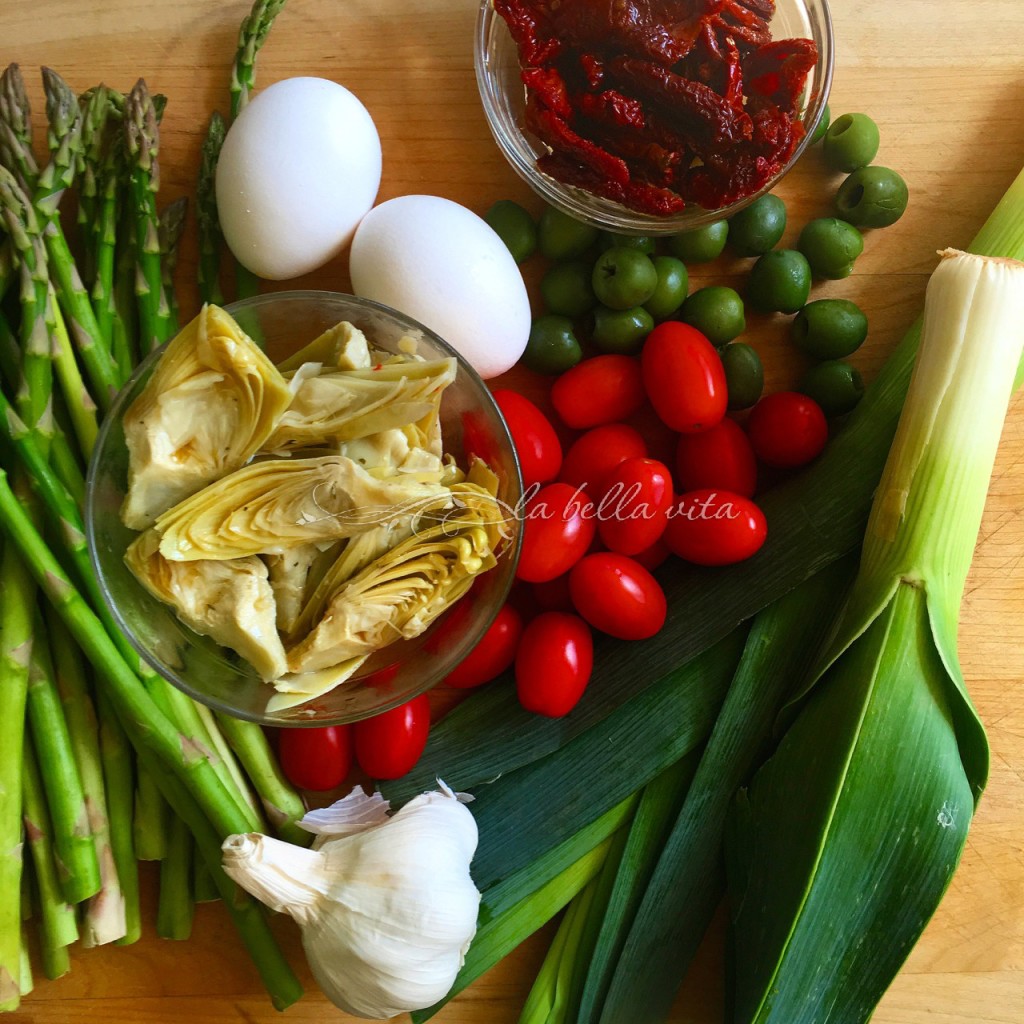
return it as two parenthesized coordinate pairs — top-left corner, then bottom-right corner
(299, 785), (391, 840)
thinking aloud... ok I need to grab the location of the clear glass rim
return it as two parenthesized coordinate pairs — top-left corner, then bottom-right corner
(85, 290), (524, 726)
(474, 0), (835, 234)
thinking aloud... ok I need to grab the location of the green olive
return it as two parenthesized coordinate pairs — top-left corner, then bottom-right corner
(592, 247), (658, 310)
(484, 200), (537, 263)
(792, 299), (869, 360)
(747, 249), (812, 314)
(728, 194), (787, 257)
(809, 103), (831, 145)
(798, 360), (865, 416)
(823, 113), (881, 173)
(797, 218), (864, 279)
(538, 206), (599, 260)
(591, 305), (655, 355)
(720, 342), (764, 410)
(680, 286), (746, 346)
(644, 256), (689, 320)
(597, 231), (656, 254)
(540, 260), (596, 318)
(524, 315), (583, 375)
(836, 166), (909, 228)
(667, 220), (729, 263)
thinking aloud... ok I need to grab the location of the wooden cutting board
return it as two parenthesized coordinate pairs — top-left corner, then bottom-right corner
(4, 1), (1023, 1021)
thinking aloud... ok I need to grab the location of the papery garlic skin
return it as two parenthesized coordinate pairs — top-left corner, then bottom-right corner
(222, 785), (480, 1019)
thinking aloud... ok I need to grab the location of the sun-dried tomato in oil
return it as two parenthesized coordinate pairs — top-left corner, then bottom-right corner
(494, 0), (819, 216)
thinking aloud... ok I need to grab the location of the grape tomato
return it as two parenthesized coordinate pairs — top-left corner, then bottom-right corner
(641, 322), (727, 433)
(551, 355), (646, 429)
(515, 612), (594, 718)
(569, 554), (667, 640)
(560, 423), (648, 495)
(443, 604), (523, 689)
(278, 725), (351, 792)
(596, 457), (673, 555)
(664, 488), (767, 566)
(491, 389), (562, 489)
(516, 482), (596, 583)
(352, 694), (431, 780)
(675, 417), (757, 497)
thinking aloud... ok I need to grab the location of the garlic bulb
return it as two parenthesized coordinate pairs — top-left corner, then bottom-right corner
(221, 784), (480, 1018)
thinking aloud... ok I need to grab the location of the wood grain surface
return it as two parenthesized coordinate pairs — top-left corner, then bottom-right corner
(4, 0), (1024, 1021)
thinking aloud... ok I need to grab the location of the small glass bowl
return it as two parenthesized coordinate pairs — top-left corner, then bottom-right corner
(474, 0), (834, 235)
(86, 292), (523, 726)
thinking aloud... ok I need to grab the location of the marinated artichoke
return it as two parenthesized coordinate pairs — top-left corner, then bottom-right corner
(154, 455), (452, 562)
(121, 305), (293, 529)
(120, 310), (510, 709)
(276, 320), (373, 374)
(262, 358), (456, 456)
(286, 465), (509, 675)
(125, 530), (288, 681)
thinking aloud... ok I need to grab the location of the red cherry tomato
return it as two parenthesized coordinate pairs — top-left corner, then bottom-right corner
(516, 482), (596, 583)
(665, 488), (767, 566)
(559, 423), (648, 496)
(491, 390), (562, 490)
(675, 417), (758, 497)
(550, 355), (646, 429)
(353, 695), (431, 780)
(747, 391), (828, 469)
(278, 726), (351, 792)
(532, 573), (573, 612)
(515, 612), (594, 717)
(596, 457), (673, 555)
(641, 322), (727, 433)
(632, 537), (670, 572)
(443, 604), (523, 689)
(569, 553), (667, 640)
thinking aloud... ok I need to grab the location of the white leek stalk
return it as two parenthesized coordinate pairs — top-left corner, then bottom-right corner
(728, 248), (1024, 1024)
(222, 785), (480, 1019)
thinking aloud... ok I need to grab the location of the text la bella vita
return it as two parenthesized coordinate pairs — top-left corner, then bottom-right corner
(519, 483), (743, 523)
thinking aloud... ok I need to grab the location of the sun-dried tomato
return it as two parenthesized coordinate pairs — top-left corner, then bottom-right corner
(495, 0), (818, 216)
(525, 97), (632, 186)
(743, 39), (819, 113)
(522, 67), (573, 118)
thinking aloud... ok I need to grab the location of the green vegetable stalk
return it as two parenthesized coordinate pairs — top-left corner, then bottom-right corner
(196, 112), (226, 306)
(727, 249), (1024, 1024)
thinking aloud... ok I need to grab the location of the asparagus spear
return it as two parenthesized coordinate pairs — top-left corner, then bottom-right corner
(158, 195), (188, 333)
(133, 763), (169, 862)
(156, 816), (194, 940)
(23, 734), (79, 978)
(0, 64), (39, 192)
(0, 307), (20, 386)
(0, 534), (30, 1013)
(48, 286), (100, 460)
(229, 0), (289, 298)
(35, 69), (119, 409)
(196, 112), (226, 305)
(124, 79), (171, 354)
(112, 192), (139, 374)
(48, 612), (127, 945)
(214, 711), (309, 845)
(25, 611), (102, 906)
(94, 687), (141, 944)
(231, 0), (289, 119)
(0, 168), (53, 455)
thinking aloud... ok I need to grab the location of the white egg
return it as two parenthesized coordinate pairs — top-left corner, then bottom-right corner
(216, 77), (382, 280)
(349, 196), (530, 379)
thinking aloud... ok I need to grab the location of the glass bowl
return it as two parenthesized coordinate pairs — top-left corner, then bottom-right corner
(86, 292), (523, 726)
(475, 0), (834, 234)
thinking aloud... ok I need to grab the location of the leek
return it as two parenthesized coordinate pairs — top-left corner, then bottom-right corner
(728, 249), (1024, 1023)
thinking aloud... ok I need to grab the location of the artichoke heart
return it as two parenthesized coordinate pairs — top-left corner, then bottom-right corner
(276, 321), (372, 374)
(266, 658), (370, 713)
(263, 357), (456, 456)
(264, 544), (328, 635)
(154, 455), (452, 562)
(286, 473), (509, 674)
(121, 305), (293, 529)
(125, 530), (288, 681)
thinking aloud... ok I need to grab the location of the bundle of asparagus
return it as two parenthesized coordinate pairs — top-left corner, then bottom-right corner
(0, 0), (306, 1012)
